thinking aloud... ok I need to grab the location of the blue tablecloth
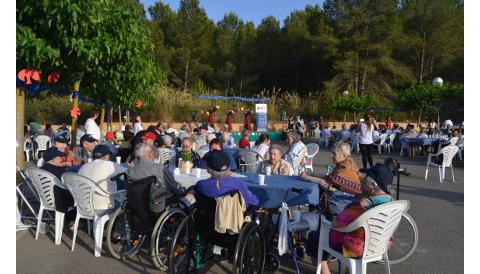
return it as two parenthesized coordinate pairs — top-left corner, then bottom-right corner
(242, 173), (319, 208)
(400, 137), (445, 146)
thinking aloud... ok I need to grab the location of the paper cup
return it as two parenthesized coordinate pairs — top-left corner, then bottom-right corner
(88, 158), (92, 163)
(265, 166), (272, 176)
(116, 156), (121, 164)
(194, 168), (202, 178)
(259, 174), (265, 185)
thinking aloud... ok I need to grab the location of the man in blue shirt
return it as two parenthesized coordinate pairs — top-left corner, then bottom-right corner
(195, 150), (259, 207)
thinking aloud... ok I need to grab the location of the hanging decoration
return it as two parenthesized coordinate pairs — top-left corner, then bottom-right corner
(195, 95), (271, 103)
(136, 99), (143, 109)
(47, 70), (61, 84)
(70, 106), (81, 119)
(18, 69), (40, 85)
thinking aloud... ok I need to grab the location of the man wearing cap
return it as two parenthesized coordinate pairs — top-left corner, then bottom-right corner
(53, 133), (78, 166)
(195, 150), (259, 207)
(103, 131), (119, 159)
(78, 144), (127, 210)
(41, 147), (76, 228)
(193, 126), (209, 149)
(73, 134), (97, 165)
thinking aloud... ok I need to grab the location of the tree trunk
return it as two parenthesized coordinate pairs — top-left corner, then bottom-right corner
(419, 0), (428, 81)
(70, 80), (81, 146)
(108, 107), (114, 132)
(100, 106), (106, 133)
(184, 59), (189, 92)
(360, 45), (369, 95)
(126, 109), (130, 126)
(429, 57), (434, 80)
(118, 106), (122, 131)
(418, 109), (422, 128)
(354, 111), (357, 123)
(239, 55), (244, 97)
(16, 88), (25, 169)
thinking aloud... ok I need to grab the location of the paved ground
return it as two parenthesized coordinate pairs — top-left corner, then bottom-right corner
(17, 140), (464, 273)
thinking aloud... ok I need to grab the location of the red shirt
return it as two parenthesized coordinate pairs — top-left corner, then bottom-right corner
(239, 136), (250, 148)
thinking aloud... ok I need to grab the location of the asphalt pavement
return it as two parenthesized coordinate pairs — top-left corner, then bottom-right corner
(17, 141), (463, 274)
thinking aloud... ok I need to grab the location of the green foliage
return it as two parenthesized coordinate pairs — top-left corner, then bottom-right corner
(333, 93), (378, 113)
(394, 82), (441, 113)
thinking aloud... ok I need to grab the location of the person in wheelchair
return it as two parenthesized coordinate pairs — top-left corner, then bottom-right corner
(126, 143), (190, 206)
(195, 150), (259, 253)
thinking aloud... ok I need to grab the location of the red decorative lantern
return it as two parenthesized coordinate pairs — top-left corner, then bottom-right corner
(47, 71), (61, 84)
(136, 99), (143, 109)
(70, 106), (81, 119)
(18, 69), (40, 84)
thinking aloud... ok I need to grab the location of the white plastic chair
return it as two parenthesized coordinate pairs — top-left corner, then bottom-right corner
(424, 145), (459, 183)
(37, 158), (44, 167)
(61, 173), (126, 257)
(399, 141), (411, 157)
(238, 149), (264, 172)
(305, 143), (320, 172)
(384, 134), (395, 153)
(24, 139), (33, 162)
(375, 134), (388, 154)
(316, 200), (410, 274)
(34, 135), (51, 160)
(195, 148), (209, 158)
(350, 132), (360, 153)
(25, 167), (70, 245)
(457, 143), (464, 161)
(158, 148), (173, 166)
(291, 147), (308, 175)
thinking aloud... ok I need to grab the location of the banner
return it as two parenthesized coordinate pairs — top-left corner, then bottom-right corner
(196, 95), (271, 102)
(255, 104), (268, 132)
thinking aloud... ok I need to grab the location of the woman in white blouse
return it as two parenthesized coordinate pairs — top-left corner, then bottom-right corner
(357, 114), (377, 169)
(251, 133), (270, 159)
(132, 113), (143, 135)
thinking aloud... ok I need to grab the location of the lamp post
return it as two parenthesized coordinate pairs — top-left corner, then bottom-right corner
(342, 90), (349, 124)
(432, 77), (443, 131)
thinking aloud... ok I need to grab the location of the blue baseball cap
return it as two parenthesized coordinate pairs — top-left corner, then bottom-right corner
(92, 144), (110, 159)
(43, 147), (67, 162)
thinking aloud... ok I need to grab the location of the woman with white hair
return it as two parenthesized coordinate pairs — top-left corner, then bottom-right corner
(283, 131), (306, 163)
(301, 142), (362, 215)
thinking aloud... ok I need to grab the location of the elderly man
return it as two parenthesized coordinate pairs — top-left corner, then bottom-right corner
(73, 134), (97, 165)
(338, 124), (351, 142)
(259, 145), (291, 175)
(221, 131), (237, 149)
(103, 131), (119, 158)
(126, 143), (187, 206)
(194, 126), (209, 149)
(41, 147), (76, 228)
(78, 145), (126, 210)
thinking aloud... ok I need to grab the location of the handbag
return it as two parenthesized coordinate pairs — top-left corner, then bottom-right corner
(321, 191), (332, 220)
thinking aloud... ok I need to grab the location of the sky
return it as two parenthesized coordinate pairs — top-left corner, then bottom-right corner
(139, 0), (324, 26)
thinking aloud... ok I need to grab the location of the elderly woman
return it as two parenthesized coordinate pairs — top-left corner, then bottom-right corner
(284, 131), (306, 164)
(176, 137), (201, 167)
(301, 142), (362, 216)
(314, 168), (393, 274)
(259, 145), (291, 175)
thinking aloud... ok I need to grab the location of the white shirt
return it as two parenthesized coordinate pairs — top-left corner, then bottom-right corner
(339, 129), (351, 140)
(321, 128), (332, 138)
(442, 119), (453, 129)
(85, 118), (101, 141)
(284, 142), (306, 163)
(78, 159), (126, 209)
(252, 143), (269, 159)
(133, 122), (143, 135)
(359, 123), (374, 144)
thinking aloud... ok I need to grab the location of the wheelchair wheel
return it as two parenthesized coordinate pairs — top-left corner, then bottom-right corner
(264, 252), (280, 272)
(377, 212), (419, 265)
(106, 205), (146, 260)
(233, 222), (266, 274)
(151, 207), (188, 271)
(168, 215), (196, 274)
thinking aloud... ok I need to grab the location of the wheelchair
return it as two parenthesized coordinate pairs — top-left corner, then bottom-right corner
(168, 191), (266, 274)
(105, 174), (192, 271)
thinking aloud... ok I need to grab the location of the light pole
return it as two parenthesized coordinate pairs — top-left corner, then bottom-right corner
(342, 90), (349, 125)
(432, 77), (443, 131)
